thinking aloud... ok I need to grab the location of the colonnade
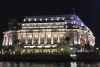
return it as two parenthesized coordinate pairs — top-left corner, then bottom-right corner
(2, 30), (89, 46)
(23, 32), (62, 45)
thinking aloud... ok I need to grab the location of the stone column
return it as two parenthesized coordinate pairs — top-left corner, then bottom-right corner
(58, 32), (60, 43)
(9, 34), (12, 45)
(51, 32), (53, 44)
(8, 34), (10, 46)
(18, 32), (21, 44)
(78, 33), (80, 44)
(2, 35), (6, 46)
(44, 32), (47, 44)
(18, 31), (21, 39)
(74, 32), (78, 44)
(38, 33), (40, 44)
(32, 33), (34, 44)
(25, 32), (28, 44)
(6, 35), (8, 46)
(9, 34), (10, 45)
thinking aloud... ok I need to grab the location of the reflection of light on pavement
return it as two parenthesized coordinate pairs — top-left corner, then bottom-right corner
(71, 62), (77, 67)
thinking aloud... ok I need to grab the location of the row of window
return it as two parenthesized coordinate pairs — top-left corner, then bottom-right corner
(22, 23), (64, 27)
(24, 17), (65, 22)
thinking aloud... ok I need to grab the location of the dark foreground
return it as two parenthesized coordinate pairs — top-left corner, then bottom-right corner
(0, 61), (99, 67)
(0, 54), (72, 62)
(0, 52), (100, 62)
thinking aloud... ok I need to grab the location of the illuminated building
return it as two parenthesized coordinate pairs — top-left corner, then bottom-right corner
(2, 14), (95, 54)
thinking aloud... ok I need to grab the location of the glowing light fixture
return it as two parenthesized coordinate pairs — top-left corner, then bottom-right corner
(54, 35), (57, 37)
(44, 45), (51, 48)
(23, 19), (26, 21)
(37, 46), (42, 48)
(45, 18), (48, 21)
(34, 18), (37, 21)
(28, 18), (31, 21)
(40, 18), (42, 21)
(24, 46), (35, 48)
(60, 34), (63, 37)
(51, 18), (53, 21)
(28, 35), (32, 38)
(96, 48), (99, 50)
(70, 48), (73, 50)
(61, 48), (64, 51)
(70, 54), (76, 57)
(41, 35), (44, 38)
(57, 17), (60, 21)
(62, 17), (65, 20)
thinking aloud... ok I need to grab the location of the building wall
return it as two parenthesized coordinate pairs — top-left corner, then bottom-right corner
(2, 29), (95, 46)
(2, 14), (95, 47)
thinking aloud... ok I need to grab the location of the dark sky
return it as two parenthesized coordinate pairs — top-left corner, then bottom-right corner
(0, 0), (100, 45)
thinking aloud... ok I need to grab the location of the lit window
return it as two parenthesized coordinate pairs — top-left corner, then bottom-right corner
(35, 35), (38, 38)
(34, 18), (37, 21)
(62, 17), (65, 20)
(45, 18), (48, 21)
(40, 18), (42, 21)
(71, 22), (73, 24)
(23, 19), (26, 21)
(51, 18), (53, 21)
(22, 34), (26, 38)
(57, 17), (60, 21)
(29, 18), (31, 21)
(54, 35), (57, 37)
(28, 35), (32, 38)
(65, 22), (67, 24)
(70, 17), (74, 20)
(60, 35), (63, 37)
(41, 35), (44, 38)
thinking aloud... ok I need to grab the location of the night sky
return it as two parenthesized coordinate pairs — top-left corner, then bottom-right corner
(0, 0), (100, 45)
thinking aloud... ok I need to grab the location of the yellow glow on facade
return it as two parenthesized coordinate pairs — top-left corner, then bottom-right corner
(60, 34), (63, 37)
(2, 14), (95, 54)
(48, 35), (51, 38)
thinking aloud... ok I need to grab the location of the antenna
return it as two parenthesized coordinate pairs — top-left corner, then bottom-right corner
(73, 8), (75, 14)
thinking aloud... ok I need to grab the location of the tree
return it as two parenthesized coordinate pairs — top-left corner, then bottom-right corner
(7, 45), (14, 54)
(65, 37), (71, 43)
(13, 39), (20, 45)
(84, 42), (91, 51)
(13, 39), (22, 54)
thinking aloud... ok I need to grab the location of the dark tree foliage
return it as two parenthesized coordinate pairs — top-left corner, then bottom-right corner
(65, 37), (70, 43)
(84, 43), (91, 50)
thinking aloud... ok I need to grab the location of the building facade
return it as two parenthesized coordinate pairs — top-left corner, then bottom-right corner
(2, 14), (95, 54)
